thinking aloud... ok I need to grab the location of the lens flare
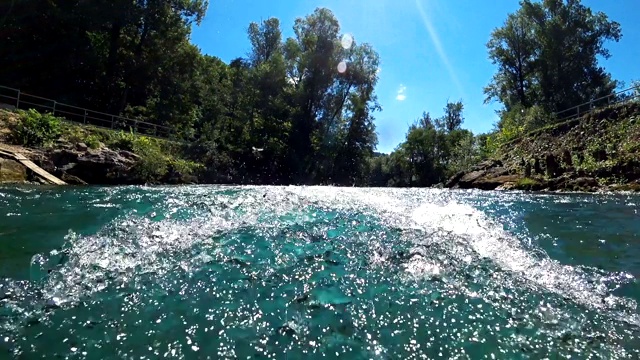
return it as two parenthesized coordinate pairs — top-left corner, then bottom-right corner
(341, 33), (354, 49)
(337, 61), (347, 73)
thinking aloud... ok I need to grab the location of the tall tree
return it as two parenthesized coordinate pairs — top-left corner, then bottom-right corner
(282, 8), (380, 184)
(485, 0), (621, 113)
(441, 101), (465, 133)
(484, 8), (538, 110)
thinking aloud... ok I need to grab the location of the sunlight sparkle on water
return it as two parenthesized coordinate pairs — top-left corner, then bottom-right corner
(1, 186), (640, 358)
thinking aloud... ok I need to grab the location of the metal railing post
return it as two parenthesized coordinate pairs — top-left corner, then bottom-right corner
(16, 90), (20, 108)
(52, 100), (57, 116)
(111, 115), (115, 129)
(83, 110), (87, 124)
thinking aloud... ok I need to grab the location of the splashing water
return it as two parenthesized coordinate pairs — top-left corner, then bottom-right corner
(1, 186), (639, 359)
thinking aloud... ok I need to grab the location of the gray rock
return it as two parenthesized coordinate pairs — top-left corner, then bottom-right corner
(458, 170), (486, 187)
(46, 146), (142, 184)
(75, 142), (88, 152)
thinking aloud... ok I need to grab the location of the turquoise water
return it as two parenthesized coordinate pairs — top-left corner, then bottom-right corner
(1, 186), (640, 359)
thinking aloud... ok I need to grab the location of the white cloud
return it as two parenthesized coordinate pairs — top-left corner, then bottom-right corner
(396, 84), (407, 101)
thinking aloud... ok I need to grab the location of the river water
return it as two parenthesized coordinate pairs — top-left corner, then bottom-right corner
(1, 186), (639, 359)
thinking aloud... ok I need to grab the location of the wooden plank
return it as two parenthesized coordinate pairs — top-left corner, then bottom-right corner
(12, 153), (27, 161)
(20, 159), (66, 185)
(0, 147), (66, 185)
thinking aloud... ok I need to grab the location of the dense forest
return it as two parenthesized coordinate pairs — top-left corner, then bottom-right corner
(0, 0), (627, 186)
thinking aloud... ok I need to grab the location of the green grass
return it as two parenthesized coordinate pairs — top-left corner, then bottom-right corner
(514, 177), (542, 190)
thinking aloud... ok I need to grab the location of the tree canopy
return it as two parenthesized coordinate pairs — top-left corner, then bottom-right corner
(0, 0), (623, 186)
(485, 0), (621, 114)
(0, 4), (383, 185)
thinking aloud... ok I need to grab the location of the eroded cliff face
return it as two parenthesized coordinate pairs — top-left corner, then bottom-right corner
(446, 102), (640, 192)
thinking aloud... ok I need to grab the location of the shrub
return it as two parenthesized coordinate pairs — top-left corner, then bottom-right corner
(515, 177), (541, 191)
(490, 105), (555, 149)
(130, 136), (169, 182)
(169, 158), (204, 176)
(10, 109), (62, 147)
(85, 134), (102, 149)
(109, 130), (138, 151)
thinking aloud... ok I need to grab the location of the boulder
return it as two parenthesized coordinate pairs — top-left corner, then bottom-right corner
(445, 171), (466, 188)
(0, 158), (27, 183)
(472, 174), (522, 190)
(46, 147), (142, 185)
(445, 159), (509, 189)
(566, 177), (599, 191)
(48, 149), (80, 167)
(59, 172), (88, 185)
(458, 170), (486, 187)
(608, 180), (640, 192)
(75, 143), (88, 152)
(455, 167), (510, 189)
(470, 159), (502, 171)
(495, 182), (518, 191)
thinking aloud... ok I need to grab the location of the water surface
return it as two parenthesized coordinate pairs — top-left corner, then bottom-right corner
(1, 186), (639, 359)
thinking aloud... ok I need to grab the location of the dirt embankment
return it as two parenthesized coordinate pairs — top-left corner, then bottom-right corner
(446, 102), (640, 192)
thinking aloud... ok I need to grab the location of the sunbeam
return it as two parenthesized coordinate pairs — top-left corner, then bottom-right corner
(415, 0), (465, 97)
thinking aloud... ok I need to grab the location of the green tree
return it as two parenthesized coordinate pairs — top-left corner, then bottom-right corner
(484, 8), (538, 110)
(369, 101), (475, 187)
(486, 0), (621, 113)
(282, 8), (380, 184)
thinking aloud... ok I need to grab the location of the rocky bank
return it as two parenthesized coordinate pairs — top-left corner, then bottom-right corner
(35, 142), (143, 185)
(446, 102), (640, 192)
(0, 109), (201, 186)
(0, 142), (144, 185)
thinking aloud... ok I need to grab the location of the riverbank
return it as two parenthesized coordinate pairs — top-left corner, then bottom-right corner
(446, 102), (640, 192)
(0, 109), (202, 185)
(4, 101), (640, 191)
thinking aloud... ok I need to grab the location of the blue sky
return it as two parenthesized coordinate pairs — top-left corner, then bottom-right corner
(191, 0), (640, 153)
